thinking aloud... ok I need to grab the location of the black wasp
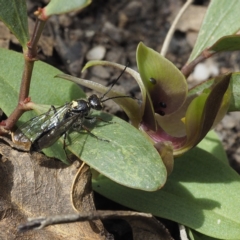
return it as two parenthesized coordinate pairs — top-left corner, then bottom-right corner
(14, 66), (131, 153)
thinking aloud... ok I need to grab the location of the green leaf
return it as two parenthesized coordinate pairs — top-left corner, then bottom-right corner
(0, 48), (85, 124)
(229, 73), (240, 112)
(209, 35), (240, 52)
(44, 0), (91, 17)
(42, 140), (69, 164)
(93, 146), (240, 239)
(187, 228), (221, 240)
(0, 0), (28, 48)
(67, 111), (166, 190)
(189, 0), (240, 62)
(197, 131), (228, 164)
(31, 107), (166, 190)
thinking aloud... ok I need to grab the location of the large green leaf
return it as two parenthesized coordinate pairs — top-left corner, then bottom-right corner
(189, 0), (240, 62)
(0, 0), (28, 48)
(0, 48), (84, 123)
(187, 132), (228, 239)
(209, 35), (240, 52)
(187, 228), (221, 240)
(31, 106), (167, 190)
(93, 133), (240, 239)
(70, 111), (166, 190)
(44, 0), (91, 17)
(197, 131), (227, 164)
(229, 73), (240, 112)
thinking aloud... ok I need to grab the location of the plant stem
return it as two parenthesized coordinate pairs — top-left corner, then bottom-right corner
(1, 17), (46, 131)
(27, 18), (46, 59)
(161, 0), (193, 57)
(181, 49), (215, 78)
(18, 57), (34, 102)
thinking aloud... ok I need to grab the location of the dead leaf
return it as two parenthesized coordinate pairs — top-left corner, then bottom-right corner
(71, 163), (107, 237)
(0, 142), (105, 239)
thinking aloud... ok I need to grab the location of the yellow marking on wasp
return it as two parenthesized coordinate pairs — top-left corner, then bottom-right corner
(72, 101), (78, 108)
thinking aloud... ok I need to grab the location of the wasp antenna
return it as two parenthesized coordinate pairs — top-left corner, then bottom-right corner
(101, 95), (139, 103)
(101, 64), (128, 100)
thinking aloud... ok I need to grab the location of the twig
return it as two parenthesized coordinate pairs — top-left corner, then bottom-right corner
(18, 211), (152, 232)
(161, 0), (193, 57)
(179, 224), (189, 240)
(181, 48), (215, 78)
(1, 13), (46, 132)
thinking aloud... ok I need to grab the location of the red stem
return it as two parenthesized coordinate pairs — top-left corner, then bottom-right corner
(181, 49), (215, 78)
(1, 16), (47, 132)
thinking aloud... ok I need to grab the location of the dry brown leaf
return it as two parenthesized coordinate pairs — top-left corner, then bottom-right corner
(0, 142), (105, 239)
(71, 163), (106, 238)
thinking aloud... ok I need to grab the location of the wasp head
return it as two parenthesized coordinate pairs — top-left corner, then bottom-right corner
(88, 94), (103, 110)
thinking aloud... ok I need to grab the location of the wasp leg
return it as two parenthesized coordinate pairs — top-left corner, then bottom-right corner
(63, 133), (69, 158)
(85, 116), (114, 124)
(46, 105), (58, 116)
(62, 132), (72, 162)
(40, 105), (59, 132)
(51, 105), (62, 122)
(82, 125), (110, 142)
(39, 105), (57, 124)
(51, 105), (57, 113)
(72, 120), (110, 142)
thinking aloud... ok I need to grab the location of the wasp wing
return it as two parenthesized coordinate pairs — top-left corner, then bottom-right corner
(13, 104), (70, 143)
(32, 113), (83, 151)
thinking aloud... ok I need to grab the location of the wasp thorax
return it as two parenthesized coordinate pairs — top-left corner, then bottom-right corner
(88, 94), (103, 110)
(71, 100), (90, 115)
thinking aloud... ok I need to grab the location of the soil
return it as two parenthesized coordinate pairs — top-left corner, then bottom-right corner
(1, 0), (240, 239)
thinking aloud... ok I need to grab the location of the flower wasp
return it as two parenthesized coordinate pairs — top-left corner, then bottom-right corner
(13, 66), (133, 154)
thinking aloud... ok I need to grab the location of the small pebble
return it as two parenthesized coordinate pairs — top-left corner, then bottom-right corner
(124, 1), (142, 18)
(85, 30), (95, 38)
(105, 47), (123, 62)
(86, 45), (106, 61)
(102, 21), (125, 43)
(222, 114), (238, 129)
